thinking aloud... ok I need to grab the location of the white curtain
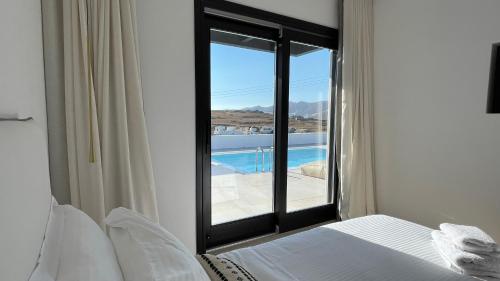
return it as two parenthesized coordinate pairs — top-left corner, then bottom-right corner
(62, 0), (159, 227)
(338, 0), (376, 219)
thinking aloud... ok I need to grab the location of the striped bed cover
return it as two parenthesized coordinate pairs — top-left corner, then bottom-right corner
(219, 215), (478, 281)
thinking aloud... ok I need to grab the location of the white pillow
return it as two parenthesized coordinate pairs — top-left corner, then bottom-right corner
(55, 205), (124, 281)
(105, 207), (210, 281)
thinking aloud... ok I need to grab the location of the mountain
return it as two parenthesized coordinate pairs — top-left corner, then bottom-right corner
(243, 105), (274, 114)
(243, 101), (329, 120)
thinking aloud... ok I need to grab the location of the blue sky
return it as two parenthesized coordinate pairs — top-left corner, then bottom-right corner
(211, 42), (333, 110)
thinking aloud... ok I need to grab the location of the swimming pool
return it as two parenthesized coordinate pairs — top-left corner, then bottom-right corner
(212, 147), (327, 174)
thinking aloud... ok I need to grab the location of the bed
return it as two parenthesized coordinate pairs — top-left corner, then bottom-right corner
(1, 124), (484, 281)
(220, 215), (479, 280)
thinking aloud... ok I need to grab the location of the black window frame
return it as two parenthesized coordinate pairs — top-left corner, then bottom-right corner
(195, 0), (339, 253)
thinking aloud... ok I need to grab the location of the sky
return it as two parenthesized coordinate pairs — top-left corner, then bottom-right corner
(210, 42), (334, 110)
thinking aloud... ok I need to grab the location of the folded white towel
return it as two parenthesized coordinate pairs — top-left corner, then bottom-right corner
(433, 240), (500, 279)
(432, 231), (500, 271)
(440, 223), (500, 254)
(447, 259), (500, 279)
(433, 231), (500, 279)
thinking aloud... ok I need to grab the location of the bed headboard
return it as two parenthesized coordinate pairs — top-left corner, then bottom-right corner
(0, 122), (52, 281)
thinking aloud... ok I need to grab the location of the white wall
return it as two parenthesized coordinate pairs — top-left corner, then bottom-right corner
(136, 0), (337, 252)
(0, 1), (49, 280)
(0, 0), (48, 176)
(229, 0), (338, 28)
(0, 0), (47, 129)
(212, 133), (327, 150)
(374, 0), (500, 240)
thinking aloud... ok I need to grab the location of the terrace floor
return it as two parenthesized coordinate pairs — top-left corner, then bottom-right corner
(211, 168), (328, 225)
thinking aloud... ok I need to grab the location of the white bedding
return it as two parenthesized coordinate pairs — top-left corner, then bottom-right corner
(220, 215), (479, 281)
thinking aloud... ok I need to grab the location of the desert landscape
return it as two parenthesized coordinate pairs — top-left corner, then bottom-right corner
(211, 110), (327, 134)
(211, 101), (330, 134)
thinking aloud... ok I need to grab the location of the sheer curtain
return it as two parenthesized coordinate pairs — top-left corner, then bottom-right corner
(62, 0), (158, 226)
(338, 0), (376, 219)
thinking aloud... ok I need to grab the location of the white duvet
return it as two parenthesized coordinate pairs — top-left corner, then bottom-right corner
(220, 215), (479, 281)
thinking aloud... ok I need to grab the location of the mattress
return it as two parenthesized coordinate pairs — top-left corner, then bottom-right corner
(219, 215), (479, 281)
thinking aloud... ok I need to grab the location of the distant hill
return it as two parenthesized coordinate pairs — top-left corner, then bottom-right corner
(243, 101), (329, 120)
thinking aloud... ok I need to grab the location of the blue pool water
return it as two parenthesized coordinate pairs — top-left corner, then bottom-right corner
(212, 147), (326, 174)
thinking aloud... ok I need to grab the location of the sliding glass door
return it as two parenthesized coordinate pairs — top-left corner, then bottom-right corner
(276, 30), (337, 233)
(210, 29), (277, 225)
(196, 11), (338, 251)
(286, 42), (335, 212)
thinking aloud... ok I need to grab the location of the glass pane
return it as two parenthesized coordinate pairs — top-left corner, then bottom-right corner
(286, 41), (334, 212)
(210, 29), (276, 225)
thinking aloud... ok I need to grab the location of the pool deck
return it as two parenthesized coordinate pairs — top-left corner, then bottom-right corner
(211, 168), (328, 225)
